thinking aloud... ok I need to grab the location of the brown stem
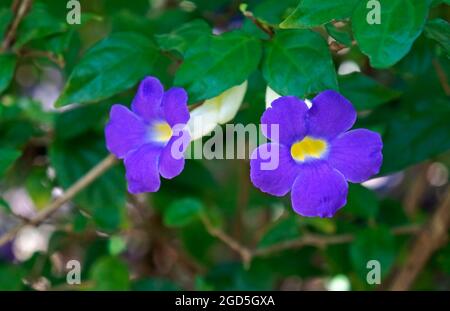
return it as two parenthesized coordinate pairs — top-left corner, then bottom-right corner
(241, 10), (274, 38)
(254, 233), (353, 256)
(388, 189), (450, 291)
(403, 163), (429, 218)
(200, 214), (252, 268)
(11, 0), (21, 14)
(233, 161), (250, 240)
(0, 154), (118, 247)
(201, 205), (422, 268)
(432, 58), (450, 96)
(329, 40), (348, 52)
(1, 0), (33, 52)
(254, 224), (421, 257)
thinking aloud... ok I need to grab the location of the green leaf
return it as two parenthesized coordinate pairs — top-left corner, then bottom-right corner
(25, 168), (52, 210)
(0, 53), (16, 94)
(244, 0), (298, 25)
(0, 97), (52, 133)
(111, 12), (152, 37)
(195, 276), (214, 291)
(56, 33), (164, 106)
(148, 8), (193, 34)
(381, 104), (450, 174)
(163, 198), (203, 228)
(430, 0), (450, 5)
(54, 103), (109, 140)
(21, 252), (53, 283)
(204, 262), (273, 290)
(0, 147), (20, 176)
(424, 18), (450, 57)
(180, 220), (215, 264)
(0, 264), (24, 290)
(50, 136), (126, 231)
(434, 244), (450, 275)
(0, 120), (37, 149)
(191, 0), (231, 11)
(395, 35), (433, 76)
(350, 226), (397, 280)
(0, 197), (11, 213)
(28, 29), (76, 56)
(90, 257), (130, 290)
(175, 30), (261, 103)
(132, 278), (180, 291)
(338, 73), (401, 110)
(72, 211), (89, 233)
(299, 217), (336, 234)
(377, 199), (409, 227)
(14, 3), (67, 48)
(258, 217), (299, 247)
(241, 0), (298, 39)
(352, 0), (429, 68)
(262, 29), (338, 98)
(345, 184), (379, 219)
(156, 19), (211, 55)
(280, 0), (361, 28)
(104, 0), (152, 15)
(108, 236), (127, 256)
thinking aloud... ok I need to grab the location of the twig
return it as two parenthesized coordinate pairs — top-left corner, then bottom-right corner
(240, 6), (274, 38)
(201, 208), (422, 268)
(0, 154), (118, 247)
(11, 0), (21, 14)
(200, 214), (252, 268)
(233, 161), (250, 240)
(388, 189), (450, 291)
(329, 39), (357, 53)
(329, 40), (349, 52)
(241, 6), (354, 53)
(50, 280), (95, 291)
(403, 164), (429, 218)
(254, 233), (353, 257)
(253, 224), (421, 257)
(432, 58), (450, 96)
(1, 0), (33, 52)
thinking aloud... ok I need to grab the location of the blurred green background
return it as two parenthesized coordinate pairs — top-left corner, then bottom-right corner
(0, 0), (449, 291)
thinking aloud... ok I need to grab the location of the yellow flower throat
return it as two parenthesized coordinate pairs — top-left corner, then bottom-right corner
(290, 136), (327, 162)
(153, 122), (172, 143)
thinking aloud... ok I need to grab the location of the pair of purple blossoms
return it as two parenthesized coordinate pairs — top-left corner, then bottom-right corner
(105, 77), (383, 218)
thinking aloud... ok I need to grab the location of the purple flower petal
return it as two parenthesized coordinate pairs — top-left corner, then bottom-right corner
(328, 129), (383, 183)
(131, 76), (164, 122)
(163, 87), (190, 126)
(307, 90), (356, 140)
(261, 96), (309, 145)
(250, 143), (301, 196)
(124, 144), (162, 193)
(159, 128), (190, 179)
(105, 104), (148, 159)
(291, 161), (348, 217)
(0, 241), (15, 262)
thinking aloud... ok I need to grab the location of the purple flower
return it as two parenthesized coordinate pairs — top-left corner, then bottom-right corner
(105, 76), (190, 194)
(250, 90), (383, 218)
(0, 241), (15, 262)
